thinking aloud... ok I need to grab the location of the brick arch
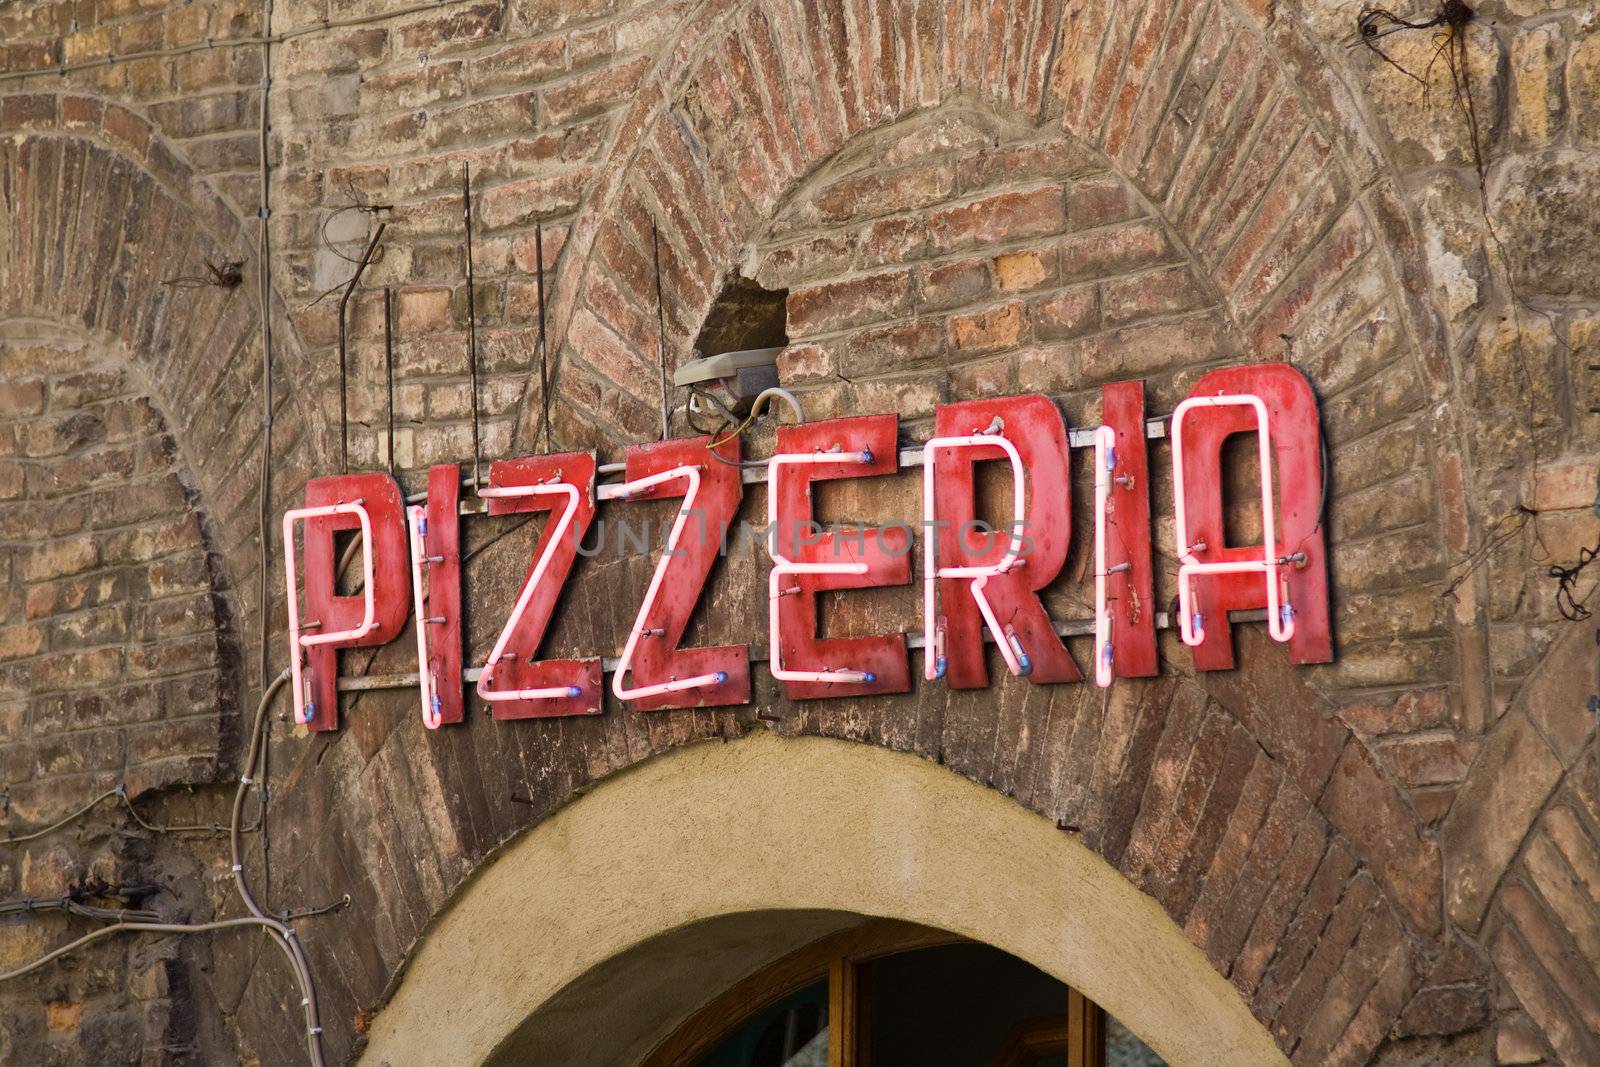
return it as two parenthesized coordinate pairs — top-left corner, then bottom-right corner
(0, 93), (317, 653)
(525, 0), (1454, 442)
(523, 0), (1472, 736)
(0, 321), (243, 803)
(513, 0), (1461, 902)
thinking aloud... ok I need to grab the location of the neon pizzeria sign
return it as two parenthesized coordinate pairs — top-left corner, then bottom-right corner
(281, 362), (1330, 732)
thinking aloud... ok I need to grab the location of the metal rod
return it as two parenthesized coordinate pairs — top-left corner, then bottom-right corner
(463, 165), (482, 488)
(335, 221), (386, 475)
(651, 221), (669, 441)
(255, 17), (274, 691)
(384, 286), (395, 475)
(333, 610), (1274, 693)
(535, 222), (551, 452)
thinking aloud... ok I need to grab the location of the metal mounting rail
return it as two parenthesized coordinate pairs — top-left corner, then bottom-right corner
(334, 607), (1268, 694)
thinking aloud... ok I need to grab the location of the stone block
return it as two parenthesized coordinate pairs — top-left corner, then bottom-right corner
(1444, 709), (1563, 929)
(1512, 24), (1564, 148)
(1492, 152), (1600, 299)
(1362, 22), (1501, 168)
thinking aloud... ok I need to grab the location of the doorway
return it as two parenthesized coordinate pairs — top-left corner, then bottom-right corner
(647, 921), (1167, 1067)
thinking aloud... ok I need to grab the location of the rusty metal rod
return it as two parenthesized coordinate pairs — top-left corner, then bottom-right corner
(336, 221), (386, 474)
(384, 286), (395, 475)
(536, 221), (550, 452)
(651, 221), (668, 441)
(463, 166), (482, 488)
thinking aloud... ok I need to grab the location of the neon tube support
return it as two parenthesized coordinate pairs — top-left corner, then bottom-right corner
(611, 465), (728, 702)
(475, 482), (586, 703)
(921, 432), (1030, 680)
(1170, 394), (1295, 648)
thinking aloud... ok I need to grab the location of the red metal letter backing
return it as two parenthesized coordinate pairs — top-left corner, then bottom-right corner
(407, 465), (463, 727)
(476, 452), (601, 718)
(1170, 364), (1331, 669)
(1096, 382), (1157, 683)
(285, 473), (409, 732)
(931, 396), (1079, 688)
(610, 436), (750, 710)
(769, 415), (910, 700)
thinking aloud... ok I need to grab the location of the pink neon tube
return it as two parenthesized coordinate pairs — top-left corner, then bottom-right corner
(921, 432), (1029, 680)
(475, 481), (585, 702)
(406, 505), (442, 730)
(611, 464), (728, 702)
(282, 500), (377, 726)
(1170, 394), (1295, 647)
(1092, 426), (1116, 688)
(767, 450), (875, 685)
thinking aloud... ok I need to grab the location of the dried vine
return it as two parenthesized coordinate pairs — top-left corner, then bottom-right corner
(1354, 2), (1590, 614)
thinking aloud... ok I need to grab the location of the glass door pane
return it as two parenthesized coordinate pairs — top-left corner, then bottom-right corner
(855, 942), (1072, 1066)
(695, 981), (829, 1067)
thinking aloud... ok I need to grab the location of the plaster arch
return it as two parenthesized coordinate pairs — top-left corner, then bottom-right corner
(358, 730), (1290, 1067)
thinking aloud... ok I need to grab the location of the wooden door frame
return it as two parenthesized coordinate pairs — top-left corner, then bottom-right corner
(642, 919), (1106, 1067)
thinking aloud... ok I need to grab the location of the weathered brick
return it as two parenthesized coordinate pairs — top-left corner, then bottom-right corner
(811, 162), (956, 223)
(1058, 219), (1173, 281)
(1338, 688), (1452, 736)
(1066, 173), (1140, 230)
(25, 537), (100, 582)
(0, 380), (46, 417)
(1101, 265), (1205, 326)
(949, 301), (1027, 354)
(1444, 711), (1565, 929)
(919, 257), (990, 309)
(1028, 284), (1098, 342)
(786, 270), (913, 335)
(992, 248), (1053, 291)
(927, 186), (1066, 254)
(541, 54), (651, 126)
(1374, 734), (1478, 789)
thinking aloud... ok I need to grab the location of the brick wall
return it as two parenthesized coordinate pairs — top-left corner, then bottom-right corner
(0, 325), (241, 1064)
(0, 0), (1597, 1064)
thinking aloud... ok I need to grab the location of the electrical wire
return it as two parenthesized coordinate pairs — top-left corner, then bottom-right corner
(0, 896), (160, 924)
(1, 783), (256, 843)
(0, 917), (307, 984)
(706, 387), (806, 451)
(0, 671), (328, 1067)
(0, 789), (120, 845)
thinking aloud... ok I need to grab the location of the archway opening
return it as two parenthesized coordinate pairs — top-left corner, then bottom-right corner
(358, 732), (1286, 1066)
